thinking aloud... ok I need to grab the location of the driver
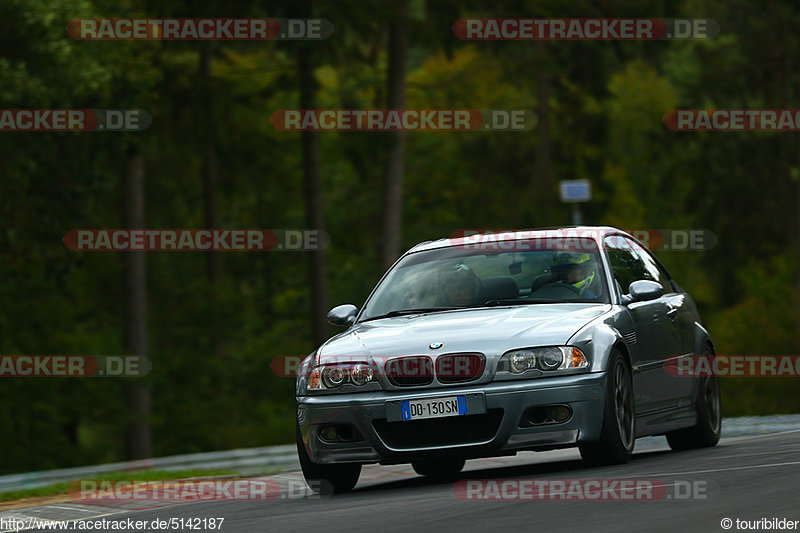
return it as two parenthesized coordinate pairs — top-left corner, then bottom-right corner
(401, 270), (434, 308)
(438, 263), (482, 306)
(550, 252), (597, 298)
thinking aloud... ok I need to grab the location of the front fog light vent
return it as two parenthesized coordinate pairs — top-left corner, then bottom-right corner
(317, 424), (363, 443)
(519, 405), (573, 427)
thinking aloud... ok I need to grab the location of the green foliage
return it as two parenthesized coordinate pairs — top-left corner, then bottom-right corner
(1, 0), (799, 474)
(707, 254), (800, 415)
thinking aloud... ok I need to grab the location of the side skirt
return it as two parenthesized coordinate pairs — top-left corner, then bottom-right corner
(634, 404), (697, 438)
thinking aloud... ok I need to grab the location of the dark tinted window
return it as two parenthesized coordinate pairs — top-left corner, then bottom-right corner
(604, 236), (650, 295)
(604, 236), (673, 295)
(629, 240), (673, 293)
(604, 235), (671, 294)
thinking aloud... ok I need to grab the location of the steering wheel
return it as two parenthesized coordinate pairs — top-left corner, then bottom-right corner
(530, 282), (582, 299)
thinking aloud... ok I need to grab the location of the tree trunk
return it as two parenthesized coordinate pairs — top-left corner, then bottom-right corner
(299, 44), (330, 345)
(199, 41), (220, 284)
(198, 41), (226, 369)
(380, 0), (409, 270)
(533, 41), (556, 222)
(122, 146), (151, 460)
(796, 134), (800, 349)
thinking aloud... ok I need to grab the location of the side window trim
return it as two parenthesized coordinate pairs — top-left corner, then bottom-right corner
(603, 234), (644, 300)
(604, 234), (674, 299)
(628, 238), (675, 295)
(649, 252), (677, 294)
(643, 249), (679, 294)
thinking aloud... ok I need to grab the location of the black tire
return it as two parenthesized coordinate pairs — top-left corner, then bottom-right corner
(666, 350), (721, 450)
(296, 421), (361, 494)
(412, 457), (465, 480)
(579, 349), (635, 466)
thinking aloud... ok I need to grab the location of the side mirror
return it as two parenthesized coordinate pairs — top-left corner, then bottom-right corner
(622, 280), (664, 304)
(326, 304), (358, 326)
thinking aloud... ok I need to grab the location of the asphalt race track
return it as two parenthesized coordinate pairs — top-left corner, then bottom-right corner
(7, 428), (800, 533)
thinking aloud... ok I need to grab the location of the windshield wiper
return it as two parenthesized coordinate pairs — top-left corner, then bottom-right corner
(360, 306), (465, 322)
(484, 298), (573, 306)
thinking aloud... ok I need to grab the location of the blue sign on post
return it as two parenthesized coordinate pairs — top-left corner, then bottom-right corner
(559, 180), (591, 203)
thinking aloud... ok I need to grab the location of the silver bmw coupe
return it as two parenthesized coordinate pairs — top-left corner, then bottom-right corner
(295, 227), (720, 493)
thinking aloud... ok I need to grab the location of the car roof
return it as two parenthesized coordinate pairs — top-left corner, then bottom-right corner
(406, 226), (630, 253)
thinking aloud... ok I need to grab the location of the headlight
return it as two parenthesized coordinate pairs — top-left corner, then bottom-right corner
(350, 363), (374, 386)
(539, 347), (564, 370)
(497, 346), (588, 374)
(509, 349), (536, 373)
(322, 366), (346, 388)
(309, 363), (375, 390)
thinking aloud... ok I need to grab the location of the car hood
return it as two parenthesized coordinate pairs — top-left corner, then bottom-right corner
(317, 304), (611, 363)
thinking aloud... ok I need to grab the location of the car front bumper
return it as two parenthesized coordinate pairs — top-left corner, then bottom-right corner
(296, 371), (607, 465)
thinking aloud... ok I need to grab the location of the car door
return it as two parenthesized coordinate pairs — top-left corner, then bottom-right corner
(604, 235), (681, 413)
(630, 242), (696, 406)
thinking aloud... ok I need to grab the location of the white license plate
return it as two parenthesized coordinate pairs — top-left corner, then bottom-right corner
(401, 395), (467, 421)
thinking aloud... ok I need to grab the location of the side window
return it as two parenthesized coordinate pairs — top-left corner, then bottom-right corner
(603, 236), (649, 295)
(629, 240), (673, 294)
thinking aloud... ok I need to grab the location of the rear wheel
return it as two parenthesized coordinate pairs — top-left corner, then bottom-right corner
(579, 349), (635, 465)
(666, 354), (721, 451)
(296, 421), (361, 494)
(412, 457), (465, 480)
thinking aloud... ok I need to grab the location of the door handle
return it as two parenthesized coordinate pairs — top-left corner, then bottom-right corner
(666, 306), (678, 319)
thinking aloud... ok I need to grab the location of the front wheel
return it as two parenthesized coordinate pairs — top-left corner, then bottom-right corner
(579, 349), (635, 466)
(296, 421), (361, 494)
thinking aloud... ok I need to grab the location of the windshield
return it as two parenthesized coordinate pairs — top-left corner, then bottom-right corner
(359, 242), (609, 321)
